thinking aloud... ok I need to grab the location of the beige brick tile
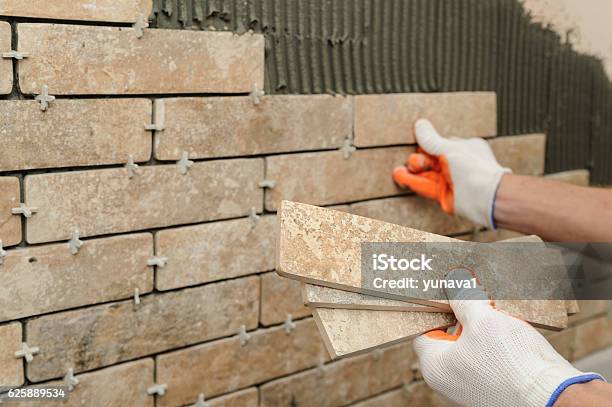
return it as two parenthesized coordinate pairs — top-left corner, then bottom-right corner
(0, 322), (23, 387)
(354, 92), (497, 147)
(351, 196), (474, 236)
(25, 159), (263, 244)
(25, 276), (259, 382)
(18, 24), (264, 95)
(205, 388), (258, 407)
(353, 381), (447, 407)
(572, 313), (612, 360)
(260, 271), (311, 326)
(0, 22), (11, 94)
(0, 233), (153, 322)
(546, 169), (590, 186)
(154, 95), (352, 160)
(0, 99), (151, 171)
(460, 229), (526, 242)
(156, 319), (327, 406)
(260, 341), (414, 407)
(0, 0), (152, 23)
(156, 216), (275, 290)
(569, 301), (612, 326)
(489, 134), (546, 176)
(7, 359), (154, 407)
(0, 177), (21, 247)
(265, 147), (412, 211)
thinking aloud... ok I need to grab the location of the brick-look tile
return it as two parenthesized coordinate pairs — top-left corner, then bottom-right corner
(24, 159), (264, 244)
(0, 233), (153, 322)
(0, 99), (151, 171)
(0, 322), (23, 387)
(260, 341), (414, 407)
(569, 301), (612, 326)
(354, 92), (497, 147)
(353, 381), (447, 407)
(0, 22), (11, 94)
(18, 24), (264, 95)
(0, 0), (152, 23)
(541, 327), (576, 361)
(489, 134), (546, 176)
(572, 314), (612, 360)
(351, 196), (475, 236)
(459, 229), (526, 242)
(156, 319), (327, 407)
(154, 95), (352, 160)
(8, 359), (154, 407)
(545, 169), (590, 186)
(260, 271), (311, 326)
(0, 177), (21, 247)
(265, 147), (412, 211)
(205, 388), (258, 407)
(156, 216), (275, 290)
(25, 276), (259, 382)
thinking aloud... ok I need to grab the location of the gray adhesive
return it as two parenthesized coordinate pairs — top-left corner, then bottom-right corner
(151, 0), (612, 184)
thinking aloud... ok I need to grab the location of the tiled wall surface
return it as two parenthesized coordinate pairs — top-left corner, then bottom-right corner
(0, 3), (610, 406)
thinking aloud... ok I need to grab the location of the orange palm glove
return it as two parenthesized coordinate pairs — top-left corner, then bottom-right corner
(393, 119), (511, 228)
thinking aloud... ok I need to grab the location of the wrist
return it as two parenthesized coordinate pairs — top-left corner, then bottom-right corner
(553, 377), (608, 407)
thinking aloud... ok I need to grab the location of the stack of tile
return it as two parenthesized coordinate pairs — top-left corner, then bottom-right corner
(277, 200), (574, 359)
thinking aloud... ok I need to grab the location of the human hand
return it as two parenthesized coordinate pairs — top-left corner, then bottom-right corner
(413, 268), (604, 407)
(393, 119), (511, 228)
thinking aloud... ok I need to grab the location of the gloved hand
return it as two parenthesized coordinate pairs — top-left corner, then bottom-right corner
(414, 269), (605, 407)
(393, 119), (511, 228)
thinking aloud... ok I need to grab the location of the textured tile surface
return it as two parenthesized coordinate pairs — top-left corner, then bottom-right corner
(0, 0), (152, 22)
(0, 177), (21, 247)
(25, 276), (259, 381)
(8, 359), (154, 407)
(260, 341), (414, 407)
(0, 233), (153, 322)
(18, 24), (264, 95)
(0, 22), (11, 94)
(0, 322), (23, 387)
(572, 314), (612, 359)
(155, 95), (352, 159)
(265, 147), (412, 211)
(0, 99), (151, 171)
(490, 134), (546, 176)
(260, 272), (311, 326)
(351, 195), (475, 236)
(156, 216), (275, 290)
(354, 92), (497, 147)
(353, 381), (448, 407)
(278, 201), (568, 329)
(156, 319), (327, 406)
(25, 159), (263, 243)
(313, 308), (455, 358)
(205, 388), (259, 407)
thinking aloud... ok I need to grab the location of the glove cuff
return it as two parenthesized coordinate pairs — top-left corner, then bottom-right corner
(525, 366), (605, 407)
(544, 373), (606, 407)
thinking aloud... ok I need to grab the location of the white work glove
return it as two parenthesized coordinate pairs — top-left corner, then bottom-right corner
(393, 119), (511, 228)
(414, 269), (605, 407)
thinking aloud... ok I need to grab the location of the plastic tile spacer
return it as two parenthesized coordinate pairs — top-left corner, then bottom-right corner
(35, 85), (55, 112)
(177, 152), (194, 175)
(132, 14), (149, 39)
(0, 240), (6, 266)
(64, 368), (79, 392)
(194, 393), (210, 407)
(68, 230), (84, 255)
(125, 155), (139, 179)
(339, 137), (356, 159)
(372, 348), (384, 361)
(133, 288), (141, 310)
(146, 383), (167, 396)
(145, 100), (165, 131)
(2, 50), (29, 60)
(238, 325), (250, 346)
(258, 180), (276, 189)
(249, 83), (265, 105)
(147, 256), (168, 268)
(248, 207), (260, 230)
(316, 358), (326, 378)
(11, 203), (37, 219)
(283, 314), (296, 333)
(14, 342), (40, 363)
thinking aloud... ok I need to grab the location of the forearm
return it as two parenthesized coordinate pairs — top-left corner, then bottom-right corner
(555, 380), (612, 406)
(494, 174), (612, 241)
